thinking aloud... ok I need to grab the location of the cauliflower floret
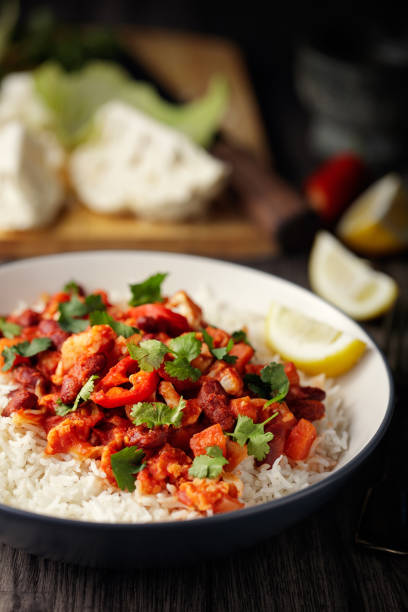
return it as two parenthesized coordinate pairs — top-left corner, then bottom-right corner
(0, 121), (65, 231)
(69, 101), (228, 221)
(53, 325), (116, 384)
(0, 72), (65, 171)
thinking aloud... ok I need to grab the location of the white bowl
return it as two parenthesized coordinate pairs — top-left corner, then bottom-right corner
(0, 251), (393, 567)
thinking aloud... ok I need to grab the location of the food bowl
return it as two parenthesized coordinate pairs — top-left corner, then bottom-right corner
(0, 251), (393, 567)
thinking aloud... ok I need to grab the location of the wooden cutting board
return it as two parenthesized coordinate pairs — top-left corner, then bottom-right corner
(0, 28), (277, 259)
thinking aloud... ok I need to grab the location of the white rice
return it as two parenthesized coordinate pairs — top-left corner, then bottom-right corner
(0, 289), (348, 522)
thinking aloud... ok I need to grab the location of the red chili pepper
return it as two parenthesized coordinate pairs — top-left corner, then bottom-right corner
(91, 370), (158, 408)
(98, 356), (139, 390)
(128, 304), (189, 336)
(304, 153), (367, 222)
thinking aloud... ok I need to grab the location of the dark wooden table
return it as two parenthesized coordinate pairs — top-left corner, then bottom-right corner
(0, 253), (407, 612)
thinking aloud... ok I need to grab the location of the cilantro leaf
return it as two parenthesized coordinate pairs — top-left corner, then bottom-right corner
(110, 447), (146, 492)
(63, 280), (80, 295)
(89, 310), (138, 339)
(58, 294), (107, 334)
(127, 339), (168, 372)
(2, 337), (53, 371)
(231, 329), (252, 346)
(58, 296), (89, 333)
(188, 446), (228, 479)
(244, 362), (289, 405)
(130, 397), (186, 428)
(165, 358), (201, 382)
(58, 316), (89, 333)
(0, 317), (21, 339)
(55, 374), (99, 416)
(201, 329), (237, 364)
(168, 332), (201, 362)
(129, 273), (168, 307)
(84, 294), (106, 312)
(2, 346), (20, 371)
(59, 296), (88, 318)
(163, 332), (202, 381)
(227, 412), (278, 461)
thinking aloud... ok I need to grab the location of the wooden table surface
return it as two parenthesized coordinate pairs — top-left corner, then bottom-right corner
(0, 253), (407, 612)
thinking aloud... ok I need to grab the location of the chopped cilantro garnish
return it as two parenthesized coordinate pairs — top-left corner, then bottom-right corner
(55, 374), (99, 417)
(165, 332), (202, 381)
(127, 339), (168, 372)
(201, 329), (237, 364)
(0, 317), (21, 339)
(128, 273), (168, 307)
(244, 362), (289, 406)
(58, 294), (107, 333)
(231, 329), (252, 346)
(110, 447), (146, 492)
(188, 446), (228, 479)
(84, 294), (106, 312)
(227, 412), (278, 461)
(89, 310), (138, 339)
(129, 332), (202, 381)
(130, 397), (186, 428)
(63, 280), (80, 295)
(2, 337), (52, 371)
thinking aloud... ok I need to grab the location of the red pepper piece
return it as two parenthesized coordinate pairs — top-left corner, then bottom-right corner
(304, 153), (367, 222)
(98, 356), (139, 390)
(91, 370), (158, 408)
(128, 304), (190, 336)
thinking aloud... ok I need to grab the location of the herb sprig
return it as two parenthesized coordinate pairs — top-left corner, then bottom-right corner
(188, 446), (228, 479)
(127, 339), (168, 372)
(227, 412), (278, 461)
(127, 333), (202, 382)
(244, 362), (289, 406)
(110, 447), (146, 492)
(0, 317), (21, 339)
(201, 329), (237, 364)
(130, 397), (186, 428)
(128, 273), (167, 307)
(55, 374), (99, 416)
(89, 310), (139, 339)
(58, 294), (106, 333)
(2, 337), (52, 371)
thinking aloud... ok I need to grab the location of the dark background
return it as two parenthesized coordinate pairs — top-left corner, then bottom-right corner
(15, 0), (408, 185)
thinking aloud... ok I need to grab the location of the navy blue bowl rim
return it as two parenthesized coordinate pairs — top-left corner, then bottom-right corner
(0, 250), (395, 532)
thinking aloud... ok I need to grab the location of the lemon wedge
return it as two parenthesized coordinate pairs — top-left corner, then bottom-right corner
(337, 173), (408, 254)
(265, 302), (366, 377)
(309, 231), (398, 320)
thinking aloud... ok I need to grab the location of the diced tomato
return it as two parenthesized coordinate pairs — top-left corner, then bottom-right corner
(229, 342), (254, 373)
(190, 423), (227, 457)
(178, 478), (243, 513)
(204, 326), (230, 347)
(284, 418), (317, 461)
(224, 439), (248, 472)
(284, 362), (300, 386)
(212, 495), (245, 514)
(260, 402), (297, 466)
(230, 396), (260, 421)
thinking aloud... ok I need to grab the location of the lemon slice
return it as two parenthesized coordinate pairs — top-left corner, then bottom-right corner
(265, 302), (366, 377)
(337, 173), (408, 254)
(309, 231), (398, 320)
